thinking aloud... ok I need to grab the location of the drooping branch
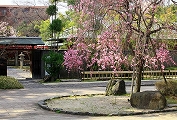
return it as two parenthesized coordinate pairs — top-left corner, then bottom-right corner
(63, 0), (177, 93)
(171, 0), (177, 4)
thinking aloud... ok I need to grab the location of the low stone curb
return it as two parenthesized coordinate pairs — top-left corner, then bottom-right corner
(60, 79), (82, 82)
(38, 94), (177, 116)
(42, 80), (157, 87)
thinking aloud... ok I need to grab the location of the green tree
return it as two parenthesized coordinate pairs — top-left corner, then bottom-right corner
(43, 51), (64, 82)
(46, 5), (58, 16)
(58, 11), (77, 35)
(36, 11), (75, 41)
(49, 18), (63, 34)
(35, 20), (52, 41)
(46, 0), (64, 39)
(155, 5), (177, 23)
(17, 21), (40, 37)
(154, 4), (177, 50)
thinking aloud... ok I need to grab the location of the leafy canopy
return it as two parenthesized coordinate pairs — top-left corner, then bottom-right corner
(46, 5), (58, 16)
(49, 18), (63, 33)
(43, 51), (64, 79)
(35, 20), (52, 41)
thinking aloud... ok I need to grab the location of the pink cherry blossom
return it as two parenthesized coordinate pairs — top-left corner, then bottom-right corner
(63, 0), (176, 74)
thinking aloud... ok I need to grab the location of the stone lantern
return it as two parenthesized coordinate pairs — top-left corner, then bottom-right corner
(19, 52), (25, 69)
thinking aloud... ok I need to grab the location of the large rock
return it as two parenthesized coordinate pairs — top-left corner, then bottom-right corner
(106, 79), (126, 96)
(130, 91), (167, 110)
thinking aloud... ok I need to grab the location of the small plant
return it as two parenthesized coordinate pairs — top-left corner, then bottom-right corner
(0, 76), (24, 89)
(72, 91), (78, 100)
(55, 110), (61, 113)
(166, 96), (177, 104)
(110, 97), (117, 105)
(86, 94), (94, 97)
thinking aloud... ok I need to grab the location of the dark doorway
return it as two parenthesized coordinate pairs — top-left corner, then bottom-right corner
(0, 58), (7, 76)
(31, 50), (42, 79)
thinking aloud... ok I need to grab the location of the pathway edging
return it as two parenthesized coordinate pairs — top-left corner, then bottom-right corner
(38, 94), (177, 117)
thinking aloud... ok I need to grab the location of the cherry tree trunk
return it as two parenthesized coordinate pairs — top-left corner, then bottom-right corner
(133, 34), (147, 93)
(134, 64), (143, 93)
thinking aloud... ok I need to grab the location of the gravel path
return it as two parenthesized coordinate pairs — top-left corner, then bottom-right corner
(1, 66), (176, 120)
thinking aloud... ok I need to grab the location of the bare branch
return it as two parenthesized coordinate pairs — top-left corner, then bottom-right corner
(171, 0), (177, 4)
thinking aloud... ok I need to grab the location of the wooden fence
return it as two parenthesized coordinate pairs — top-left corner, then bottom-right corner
(81, 70), (177, 80)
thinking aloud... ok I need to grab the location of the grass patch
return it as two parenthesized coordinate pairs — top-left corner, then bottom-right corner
(119, 93), (130, 97)
(165, 67), (177, 70)
(166, 96), (177, 104)
(0, 76), (24, 89)
(40, 79), (61, 83)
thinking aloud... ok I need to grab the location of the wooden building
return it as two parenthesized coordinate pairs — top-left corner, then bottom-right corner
(0, 37), (47, 79)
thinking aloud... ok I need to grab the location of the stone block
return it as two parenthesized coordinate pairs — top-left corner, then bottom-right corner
(130, 91), (167, 110)
(106, 79), (126, 96)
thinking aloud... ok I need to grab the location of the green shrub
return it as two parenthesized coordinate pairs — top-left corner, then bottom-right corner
(165, 67), (177, 70)
(155, 80), (177, 96)
(0, 76), (24, 89)
(42, 51), (64, 82)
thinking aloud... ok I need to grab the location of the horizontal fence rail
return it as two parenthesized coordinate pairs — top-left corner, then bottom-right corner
(81, 70), (177, 80)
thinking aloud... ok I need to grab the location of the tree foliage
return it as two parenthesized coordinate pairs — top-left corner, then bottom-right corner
(37, 11), (75, 41)
(35, 20), (52, 41)
(17, 21), (40, 37)
(43, 51), (64, 81)
(58, 11), (76, 31)
(46, 5), (58, 16)
(46, 0), (65, 39)
(155, 4), (177, 23)
(49, 18), (63, 33)
(63, 0), (177, 93)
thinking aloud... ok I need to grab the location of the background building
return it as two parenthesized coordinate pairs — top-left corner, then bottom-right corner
(0, 5), (49, 36)
(0, 5), (49, 26)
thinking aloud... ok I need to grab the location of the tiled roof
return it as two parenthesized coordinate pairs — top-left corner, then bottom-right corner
(0, 37), (45, 45)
